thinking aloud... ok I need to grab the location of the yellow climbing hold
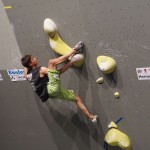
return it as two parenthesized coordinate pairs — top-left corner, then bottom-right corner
(97, 55), (117, 74)
(104, 122), (131, 150)
(96, 77), (104, 84)
(43, 18), (84, 67)
(114, 92), (120, 98)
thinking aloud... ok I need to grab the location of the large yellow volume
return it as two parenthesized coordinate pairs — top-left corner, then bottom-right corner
(104, 122), (131, 150)
(43, 18), (84, 67)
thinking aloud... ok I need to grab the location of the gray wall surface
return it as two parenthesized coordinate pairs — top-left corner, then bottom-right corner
(0, 0), (22, 69)
(1, 0), (150, 149)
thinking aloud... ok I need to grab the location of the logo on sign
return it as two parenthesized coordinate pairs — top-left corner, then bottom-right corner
(7, 69), (24, 76)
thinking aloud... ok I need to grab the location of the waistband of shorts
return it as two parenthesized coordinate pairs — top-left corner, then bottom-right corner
(48, 69), (60, 74)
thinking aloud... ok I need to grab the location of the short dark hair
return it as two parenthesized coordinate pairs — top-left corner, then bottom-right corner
(21, 55), (32, 68)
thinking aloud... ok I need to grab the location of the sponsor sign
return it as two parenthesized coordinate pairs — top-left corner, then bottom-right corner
(7, 69), (26, 81)
(136, 67), (150, 80)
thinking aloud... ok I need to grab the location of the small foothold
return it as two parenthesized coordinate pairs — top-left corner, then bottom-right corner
(96, 77), (104, 84)
(114, 92), (120, 98)
(108, 121), (118, 129)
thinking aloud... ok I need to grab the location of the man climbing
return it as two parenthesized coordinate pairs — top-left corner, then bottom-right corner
(21, 41), (98, 123)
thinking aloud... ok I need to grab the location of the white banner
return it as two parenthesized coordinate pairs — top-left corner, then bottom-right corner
(7, 69), (26, 81)
(136, 67), (150, 80)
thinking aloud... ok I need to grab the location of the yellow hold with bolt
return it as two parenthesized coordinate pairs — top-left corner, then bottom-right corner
(104, 122), (131, 150)
(43, 18), (84, 67)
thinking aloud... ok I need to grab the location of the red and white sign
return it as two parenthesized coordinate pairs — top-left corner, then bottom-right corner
(136, 67), (150, 80)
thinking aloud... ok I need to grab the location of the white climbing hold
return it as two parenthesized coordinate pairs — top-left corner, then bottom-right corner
(96, 77), (104, 84)
(114, 92), (120, 98)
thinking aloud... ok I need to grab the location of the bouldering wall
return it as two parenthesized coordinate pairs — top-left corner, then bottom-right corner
(1, 0), (150, 149)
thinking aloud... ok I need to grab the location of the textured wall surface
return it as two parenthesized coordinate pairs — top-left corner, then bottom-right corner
(0, 0), (22, 69)
(1, 0), (150, 149)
